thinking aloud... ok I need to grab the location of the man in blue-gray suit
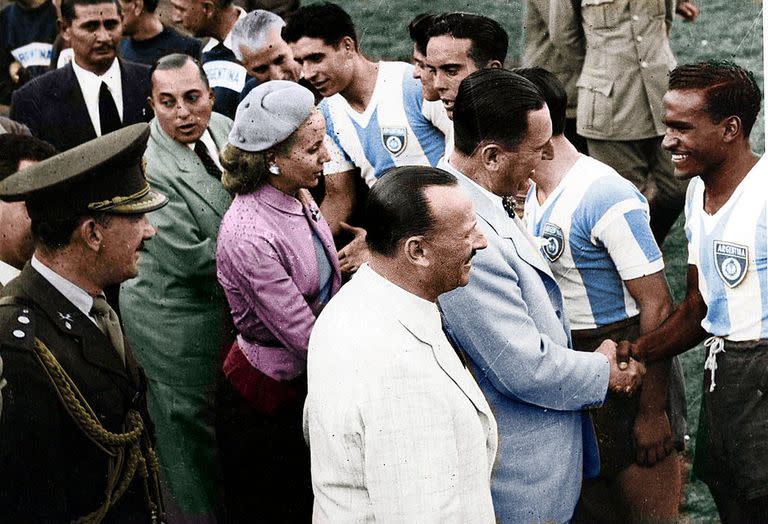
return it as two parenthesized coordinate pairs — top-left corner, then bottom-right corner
(437, 68), (645, 523)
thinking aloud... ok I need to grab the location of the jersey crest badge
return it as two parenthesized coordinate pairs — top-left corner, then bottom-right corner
(382, 127), (407, 156)
(541, 222), (565, 262)
(714, 241), (749, 288)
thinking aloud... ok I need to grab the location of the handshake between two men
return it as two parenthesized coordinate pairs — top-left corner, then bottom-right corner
(594, 339), (645, 396)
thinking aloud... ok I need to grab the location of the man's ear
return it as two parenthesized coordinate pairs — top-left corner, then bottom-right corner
(78, 217), (103, 253)
(479, 143), (505, 172)
(59, 20), (72, 44)
(487, 60), (503, 69)
(403, 236), (429, 268)
(722, 115), (742, 143)
(338, 35), (356, 54)
(201, 0), (216, 19)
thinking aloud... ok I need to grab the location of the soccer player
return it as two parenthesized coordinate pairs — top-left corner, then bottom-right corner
(282, 2), (447, 188)
(623, 60), (767, 522)
(519, 67), (686, 522)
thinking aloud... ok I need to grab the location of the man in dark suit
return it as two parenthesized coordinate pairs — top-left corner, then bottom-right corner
(0, 124), (168, 522)
(9, 0), (152, 151)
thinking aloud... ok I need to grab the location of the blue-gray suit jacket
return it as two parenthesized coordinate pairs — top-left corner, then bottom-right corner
(438, 161), (610, 523)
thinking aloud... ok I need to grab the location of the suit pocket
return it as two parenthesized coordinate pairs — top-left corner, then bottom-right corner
(581, 0), (622, 29)
(577, 73), (614, 133)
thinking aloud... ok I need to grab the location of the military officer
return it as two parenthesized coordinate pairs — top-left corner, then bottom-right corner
(0, 124), (168, 522)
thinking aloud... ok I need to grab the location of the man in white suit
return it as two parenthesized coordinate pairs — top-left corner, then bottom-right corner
(438, 68), (645, 523)
(305, 165), (497, 522)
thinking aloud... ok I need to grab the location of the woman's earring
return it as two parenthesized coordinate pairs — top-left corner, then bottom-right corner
(269, 164), (281, 175)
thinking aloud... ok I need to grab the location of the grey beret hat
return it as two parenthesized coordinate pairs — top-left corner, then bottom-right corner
(228, 80), (316, 152)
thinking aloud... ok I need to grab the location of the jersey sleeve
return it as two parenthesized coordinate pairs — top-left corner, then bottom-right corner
(590, 181), (664, 280)
(421, 99), (452, 137)
(319, 100), (354, 175)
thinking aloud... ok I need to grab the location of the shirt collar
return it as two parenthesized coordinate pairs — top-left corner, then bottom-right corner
(438, 157), (506, 214)
(202, 6), (247, 53)
(0, 259), (20, 286)
(71, 56), (121, 91)
(356, 263), (442, 333)
(186, 128), (215, 154)
(251, 183), (305, 216)
(31, 255), (94, 317)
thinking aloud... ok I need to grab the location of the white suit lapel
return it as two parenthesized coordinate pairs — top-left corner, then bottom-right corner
(397, 315), (494, 424)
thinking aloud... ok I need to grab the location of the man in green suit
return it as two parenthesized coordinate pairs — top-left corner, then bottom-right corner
(120, 53), (233, 522)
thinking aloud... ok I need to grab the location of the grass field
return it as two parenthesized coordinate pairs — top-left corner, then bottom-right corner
(336, 1), (764, 521)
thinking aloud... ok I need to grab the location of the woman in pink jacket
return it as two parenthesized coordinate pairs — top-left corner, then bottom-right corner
(215, 80), (341, 522)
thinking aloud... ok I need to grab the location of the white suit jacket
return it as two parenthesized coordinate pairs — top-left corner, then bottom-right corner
(305, 264), (497, 523)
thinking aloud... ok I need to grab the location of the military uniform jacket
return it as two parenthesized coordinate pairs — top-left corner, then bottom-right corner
(0, 265), (154, 522)
(523, 0), (583, 119)
(551, 0), (677, 140)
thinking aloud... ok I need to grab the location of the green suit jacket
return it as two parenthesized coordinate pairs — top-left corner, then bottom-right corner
(120, 113), (234, 386)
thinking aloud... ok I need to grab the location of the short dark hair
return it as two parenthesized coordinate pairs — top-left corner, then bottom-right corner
(143, 0), (159, 13)
(669, 60), (762, 138)
(60, 0), (120, 25)
(0, 134), (57, 181)
(31, 213), (112, 251)
(364, 166), (458, 257)
(427, 12), (508, 68)
(151, 53), (210, 90)
(453, 68), (546, 155)
(282, 2), (357, 48)
(514, 67), (567, 136)
(408, 13), (437, 56)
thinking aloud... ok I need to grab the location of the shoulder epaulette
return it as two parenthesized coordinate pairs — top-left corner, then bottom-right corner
(0, 296), (36, 352)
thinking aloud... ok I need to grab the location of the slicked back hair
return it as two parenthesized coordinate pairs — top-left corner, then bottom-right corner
(364, 166), (458, 257)
(151, 53), (210, 90)
(669, 60), (762, 138)
(453, 68), (546, 155)
(408, 13), (437, 56)
(230, 10), (286, 61)
(427, 12), (508, 68)
(282, 2), (357, 48)
(60, 0), (120, 25)
(0, 134), (57, 180)
(514, 67), (567, 136)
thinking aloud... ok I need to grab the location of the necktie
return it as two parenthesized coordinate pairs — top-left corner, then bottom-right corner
(91, 294), (126, 365)
(98, 81), (121, 136)
(502, 196), (517, 218)
(194, 140), (222, 179)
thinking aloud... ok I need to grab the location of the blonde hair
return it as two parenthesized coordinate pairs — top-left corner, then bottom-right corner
(220, 132), (298, 195)
(220, 145), (270, 195)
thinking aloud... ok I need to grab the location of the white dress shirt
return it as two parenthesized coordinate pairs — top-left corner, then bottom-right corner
(72, 58), (123, 136)
(187, 129), (223, 171)
(31, 256), (100, 327)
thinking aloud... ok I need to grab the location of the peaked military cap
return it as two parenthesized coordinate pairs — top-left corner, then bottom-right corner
(0, 124), (167, 221)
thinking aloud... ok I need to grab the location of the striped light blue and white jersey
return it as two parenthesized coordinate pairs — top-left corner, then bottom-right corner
(524, 155), (664, 330)
(320, 61), (447, 186)
(685, 155), (768, 341)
